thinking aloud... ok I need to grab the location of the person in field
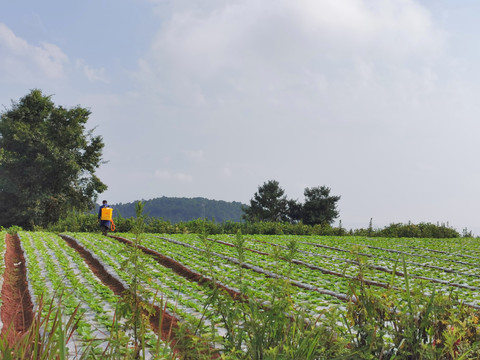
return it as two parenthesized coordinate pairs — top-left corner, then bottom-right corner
(98, 200), (113, 236)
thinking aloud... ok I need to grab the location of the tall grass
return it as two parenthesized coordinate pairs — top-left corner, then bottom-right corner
(0, 294), (89, 360)
(342, 254), (480, 359)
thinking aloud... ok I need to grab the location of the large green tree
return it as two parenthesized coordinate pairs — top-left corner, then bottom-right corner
(242, 180), (290, 222)
(0, 89), (107, 228)
(301, 186), (340, 226)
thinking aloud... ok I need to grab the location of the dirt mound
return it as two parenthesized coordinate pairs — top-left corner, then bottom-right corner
(0, 233), (34, 344)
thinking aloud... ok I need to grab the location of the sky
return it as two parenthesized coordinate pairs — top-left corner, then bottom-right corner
(1, 0), (480, 234)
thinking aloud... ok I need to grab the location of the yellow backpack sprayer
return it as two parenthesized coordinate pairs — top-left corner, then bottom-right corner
(100, 206), (116, 232)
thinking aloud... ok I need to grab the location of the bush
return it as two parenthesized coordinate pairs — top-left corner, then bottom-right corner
(47, 211), (462, 239)
(376, 222), (459, 238)
(48, 212), (98, 232)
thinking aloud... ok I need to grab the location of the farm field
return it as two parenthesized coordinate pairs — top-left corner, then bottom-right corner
(1, 231), (480, 358)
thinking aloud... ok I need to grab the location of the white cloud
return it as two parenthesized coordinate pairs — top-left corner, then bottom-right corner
(133, 0), (445, 130)
(0, 23), (68, 81)
(76, 59), (109, 83)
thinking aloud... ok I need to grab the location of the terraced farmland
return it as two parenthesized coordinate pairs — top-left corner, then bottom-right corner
(1, 231), (480, 358)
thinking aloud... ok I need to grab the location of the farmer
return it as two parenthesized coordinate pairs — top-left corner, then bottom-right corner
(98, 200), (113, 236)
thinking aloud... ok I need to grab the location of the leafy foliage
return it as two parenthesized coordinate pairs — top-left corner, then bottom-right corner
(242, 180), (290, 222)
(48, 211), (461, 238)
(0, 89), (107, 228)
(243, 180), (341, 226)
(302, 186), (340, 225)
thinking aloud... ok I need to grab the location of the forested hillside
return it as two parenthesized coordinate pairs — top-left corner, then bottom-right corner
(108, 197), (245, 223)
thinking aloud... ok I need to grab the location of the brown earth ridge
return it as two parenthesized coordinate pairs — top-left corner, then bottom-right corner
(0, 233), (34, 345)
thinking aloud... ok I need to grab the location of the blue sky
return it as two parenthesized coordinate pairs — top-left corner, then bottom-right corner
(2, 0), (480, 234)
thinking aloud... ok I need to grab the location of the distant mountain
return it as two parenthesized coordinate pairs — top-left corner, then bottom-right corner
(107, 196), (246, 223)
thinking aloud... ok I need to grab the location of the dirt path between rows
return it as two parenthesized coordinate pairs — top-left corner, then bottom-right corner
(60, 234), (220, 358)
(0, 233), (34, 345)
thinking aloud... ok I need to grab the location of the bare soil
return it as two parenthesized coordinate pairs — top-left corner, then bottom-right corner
(0, 233), (34, 345)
